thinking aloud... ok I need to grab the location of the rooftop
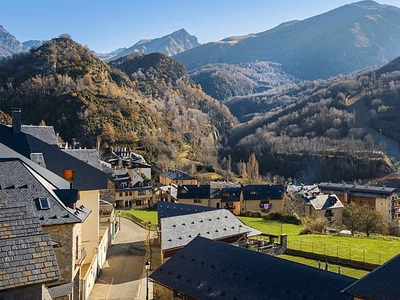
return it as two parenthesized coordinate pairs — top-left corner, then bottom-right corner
(161, 209), (260, 251)
(0, 206), (60, 290)
(150, 236), (355, 300)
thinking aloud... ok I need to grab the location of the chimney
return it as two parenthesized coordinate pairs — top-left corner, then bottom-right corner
(12, 108), (22, 134)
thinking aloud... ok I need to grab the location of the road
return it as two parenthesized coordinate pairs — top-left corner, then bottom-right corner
(89, 218), (149, 300)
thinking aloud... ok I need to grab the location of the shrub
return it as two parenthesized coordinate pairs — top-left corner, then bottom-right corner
(302, 217), (329, 234)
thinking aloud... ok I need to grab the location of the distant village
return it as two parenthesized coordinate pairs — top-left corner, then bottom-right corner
(1, 109), (399, 300)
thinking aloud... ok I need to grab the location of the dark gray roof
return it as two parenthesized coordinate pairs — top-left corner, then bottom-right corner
(0, 124), (108, 191)
(177, 185), (210, 199)
(21, 125), (58, 145)
(319, 182), (396, 197)
(242, 184), (284, 201)
(0, 206), (60, 290)
(307, 194), (344, 210)
(62, 149), (103, 171)
(161, 169), (196, 181)
(342, 253), (400, 300)
(161, 209), (260, 251)
(157, 201), (218, 220)
(150, 237), (356, 300)
(0, 158), (89, 225)
(210, 187), (241, 202)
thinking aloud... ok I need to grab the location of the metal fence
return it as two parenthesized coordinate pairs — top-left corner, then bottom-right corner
(288, 239), (385, 265)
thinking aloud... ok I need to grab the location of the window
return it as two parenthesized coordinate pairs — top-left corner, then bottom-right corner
(119, 192), (123, 197)
(129, 191), (132, 196)
(138, 190), (146, 196)
(39, 197), (50, 210)
(125, 192), (128, 196)
(194, 199), (202, 203)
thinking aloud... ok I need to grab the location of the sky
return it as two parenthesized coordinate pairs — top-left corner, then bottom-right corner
(2, 0), (400, 53)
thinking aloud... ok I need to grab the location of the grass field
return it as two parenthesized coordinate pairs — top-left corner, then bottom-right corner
(238, 217), (400, 265)
(120, 209), (158, 230)
(279, 255), (369, 279)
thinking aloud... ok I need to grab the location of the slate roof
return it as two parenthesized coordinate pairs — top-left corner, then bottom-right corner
(177, 185), (210, 199)
(157, 201), (218, 220)
(150, 236), (356, 300)
(160, 209), (260, 251)
(0, 157), (89, 225)
(0, 206), (60, 290)
(157, 185), (178, 200)
(319, 182), (396, 198)
(0, 123), (108, 191)
(21, 125), (58, 145)
(161, 169), (196, 181)
(210, 187), (241, 202)
(342, 253), (400, 300)
(242, 184), (284, 201)
(62, 149), (103, 171)
(307, 194), (344, 211)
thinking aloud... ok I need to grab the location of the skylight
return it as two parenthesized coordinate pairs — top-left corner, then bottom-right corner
(39, 197), (50, 210)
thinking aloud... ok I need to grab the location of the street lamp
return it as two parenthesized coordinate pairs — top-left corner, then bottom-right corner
(145, 260), (151, 300)
(118, 210), (121, 231)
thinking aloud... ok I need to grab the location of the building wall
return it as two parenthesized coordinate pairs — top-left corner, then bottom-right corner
(100, 178), (116, 204)
(43, 223), (80, 284)
(82, 255), (98, 300)
(115, 188), (153, 207)
(160, 176), (197, 186)
(97, 227), (109, 270)
(243, 199), (283, 213)
(177, 198), (209, 207)
(80, 190), (100, 263)
(375, 197), (391, 222)
(153, 283), (174, 300)
(307, 207), (343, 222)
(209, 198), (221, 209)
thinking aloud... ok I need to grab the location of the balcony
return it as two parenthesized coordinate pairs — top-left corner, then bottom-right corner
(75, 247), (87, 266)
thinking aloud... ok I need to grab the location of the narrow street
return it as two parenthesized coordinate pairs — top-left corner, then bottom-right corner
(89, 218), (150, 300)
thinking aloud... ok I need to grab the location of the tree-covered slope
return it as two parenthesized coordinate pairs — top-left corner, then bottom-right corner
(0, 37), (236, 168)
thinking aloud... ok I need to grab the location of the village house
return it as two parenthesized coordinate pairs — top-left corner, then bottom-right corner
(153, 184), (178, 203)
(319, 182), (397, 222)
(176, 183), (285, 215)
(158, 203), (261, 261)
(305, 193), (344, 222)
(0, 144), (90, 299)
(159, 169), (197, 186)
(0, 206), (60, 300)
(150, 236), (356, 300)
(0, 110), (111, 299)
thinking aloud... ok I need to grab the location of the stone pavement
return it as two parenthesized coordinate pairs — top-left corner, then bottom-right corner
(89, 217), (157, 300)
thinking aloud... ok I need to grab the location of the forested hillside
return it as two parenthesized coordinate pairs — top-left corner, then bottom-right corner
(189, 61), (297, 101)
(222, 63), (400, 183)
(0, 37), (236, 170)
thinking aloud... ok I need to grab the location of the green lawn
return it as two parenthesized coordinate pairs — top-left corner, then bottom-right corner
(120, 209), (158, 230)
(238, 217), (400, 265)
(279, 255), (369, 279)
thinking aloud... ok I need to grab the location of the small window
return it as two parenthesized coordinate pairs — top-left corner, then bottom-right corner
(194, 199), (202, 203)
(39, 197), (50, 210)
(119, 192), (123, 197)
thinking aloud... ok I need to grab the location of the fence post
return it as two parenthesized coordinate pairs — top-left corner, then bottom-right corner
(324, 244), (326, 256)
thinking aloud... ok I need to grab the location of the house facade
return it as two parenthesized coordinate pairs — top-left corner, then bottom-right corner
(319, 182), (397, 222)
(159, 169), (197, 186)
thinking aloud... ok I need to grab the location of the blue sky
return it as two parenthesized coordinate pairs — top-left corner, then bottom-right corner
(2, 0), (400, 53)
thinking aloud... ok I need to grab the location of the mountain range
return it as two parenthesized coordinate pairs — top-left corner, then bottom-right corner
(95, 29), (200, 61)
(174, 1), (400, 81)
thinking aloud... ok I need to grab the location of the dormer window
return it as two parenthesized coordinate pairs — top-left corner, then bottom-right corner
(39, 197), (50, 210)
(250, 189), (257, 195)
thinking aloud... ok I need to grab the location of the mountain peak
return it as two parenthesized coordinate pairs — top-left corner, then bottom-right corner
(106, 29), (200, 61)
